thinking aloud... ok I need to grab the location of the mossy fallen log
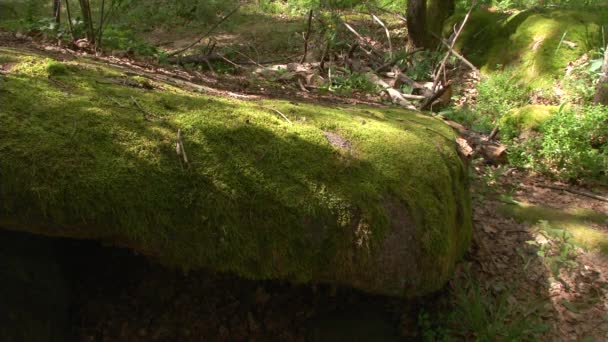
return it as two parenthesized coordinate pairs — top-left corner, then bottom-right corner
(0, 48), (471, 297)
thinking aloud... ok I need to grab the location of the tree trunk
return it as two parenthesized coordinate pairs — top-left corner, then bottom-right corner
(406, 0), (427, 49)
(52, 0), (61, 24)
(593, 46), (608, 105)
(427, 0), (456, 47)
(78, 0), (95, 43)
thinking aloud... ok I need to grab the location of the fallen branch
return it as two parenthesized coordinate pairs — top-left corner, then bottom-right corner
(535, 184), (608, 203)
(432, 0), (477, 92)
(431, 32), (480, 76)
(168, 5), (241, 57)
(443, 118), (507, 164)
(371, 14), (392, 59)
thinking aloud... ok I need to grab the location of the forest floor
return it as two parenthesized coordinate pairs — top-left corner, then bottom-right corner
(2, 28), (608, 341)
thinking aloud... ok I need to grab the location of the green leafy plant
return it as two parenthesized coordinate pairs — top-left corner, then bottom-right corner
(476, 69), (531, 119)
(538, 104), (608, 180)
(324, 68), (378, 95)
(527, 220), (579, 277)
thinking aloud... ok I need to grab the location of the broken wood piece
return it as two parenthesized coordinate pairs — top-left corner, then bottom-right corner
(443, 118), (507, 164)
(366, 73), (416, 109)
(420, 82), (452, 111)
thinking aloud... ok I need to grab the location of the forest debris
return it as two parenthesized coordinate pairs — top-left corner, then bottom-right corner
(371, 14), (392, 59)
(431, 0), (477, 92)
(444, 118), (507, 164)
(366, 73), (416, 109)
(431, 32), (481, 76)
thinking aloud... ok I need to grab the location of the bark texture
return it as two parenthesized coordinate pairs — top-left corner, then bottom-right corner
(407, 0), (427, 49)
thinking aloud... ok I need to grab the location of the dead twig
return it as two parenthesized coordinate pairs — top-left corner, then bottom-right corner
(130, 96), (155, 121)
(432, 0), (477, 92)
(535, 184), (608, 203)
(431, 32), (481, 76)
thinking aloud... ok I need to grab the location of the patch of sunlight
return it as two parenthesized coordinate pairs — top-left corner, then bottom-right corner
(500, 202), (608, 255)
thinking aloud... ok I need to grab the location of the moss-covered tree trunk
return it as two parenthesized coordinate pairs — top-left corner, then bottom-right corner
(594, 46), (608, 105)
(407, 0), (427, 49)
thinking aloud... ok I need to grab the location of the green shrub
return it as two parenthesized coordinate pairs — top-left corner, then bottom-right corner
(476, 69), (531, 120)
(102, 26), (158, 56)
(537, 105), (608, 180)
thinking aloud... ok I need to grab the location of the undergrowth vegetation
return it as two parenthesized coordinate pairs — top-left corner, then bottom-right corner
(418, 268), (548, 341)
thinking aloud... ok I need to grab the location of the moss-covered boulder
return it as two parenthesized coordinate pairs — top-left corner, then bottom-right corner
(499, 105), (557, 140)
(0, 48), (471, 297)
(450, 8), (608, 88)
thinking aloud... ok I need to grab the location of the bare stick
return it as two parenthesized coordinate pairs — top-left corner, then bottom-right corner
(371, 14), (392, 59)
(432, 0), (476, 92)
(262, 106), (293, 124)
(341, 21), (374, 55)
(130, 96), (154, 121)
(431, 32), (480, 75)
(168, 5), (241, 57)
(300, 9), (313, 63)
(535, 184), (608, 203)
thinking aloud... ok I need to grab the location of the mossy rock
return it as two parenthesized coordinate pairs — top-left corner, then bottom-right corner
(499, 105), (557, 140)
(0, 48), (472, 297)
(449, 8), (608, 89)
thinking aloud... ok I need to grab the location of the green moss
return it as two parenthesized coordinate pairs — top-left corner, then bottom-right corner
(0, 48), (471, 297)
(500, 202), (608, 255)
(499, 105), (557, 140)
(451, 9), (608, 89)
